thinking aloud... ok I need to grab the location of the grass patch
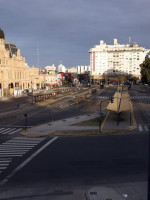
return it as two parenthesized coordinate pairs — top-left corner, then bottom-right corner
(72, 117), (104, 126)
(48, 129), (100, 136)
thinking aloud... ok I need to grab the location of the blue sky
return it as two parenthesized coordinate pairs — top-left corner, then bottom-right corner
(0, 0), (150, 68)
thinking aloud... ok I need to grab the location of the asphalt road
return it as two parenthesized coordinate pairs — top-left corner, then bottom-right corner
(0, 134), (148, 194)
(0, 85), (149, 199)
(0, 86), (115, 128)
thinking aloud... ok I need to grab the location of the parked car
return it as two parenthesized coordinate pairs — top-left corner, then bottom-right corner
(23, 89), (29, 93)
(28, 92), (33, 96)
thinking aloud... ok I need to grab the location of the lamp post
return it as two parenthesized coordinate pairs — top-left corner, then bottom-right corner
(24, 113), (28, 130)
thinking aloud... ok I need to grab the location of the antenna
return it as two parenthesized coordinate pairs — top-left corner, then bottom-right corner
(128, 37), (131, 45)
(37, 43), (40, 73)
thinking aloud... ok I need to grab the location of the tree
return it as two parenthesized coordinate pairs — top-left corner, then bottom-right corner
(140, 57), (150, 84)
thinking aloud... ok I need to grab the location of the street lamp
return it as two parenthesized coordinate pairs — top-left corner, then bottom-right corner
(24, 113), (28, 130)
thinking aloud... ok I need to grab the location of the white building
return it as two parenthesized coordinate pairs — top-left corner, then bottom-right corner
(89, 39), (150, 78)
(58, 63), (67, 73)
(68, 67), (77, 73)
(77, 65), (91, 74)
(45, 64), (56, 74)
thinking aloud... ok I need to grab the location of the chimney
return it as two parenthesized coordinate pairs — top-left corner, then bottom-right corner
(113, 38), (118, 45)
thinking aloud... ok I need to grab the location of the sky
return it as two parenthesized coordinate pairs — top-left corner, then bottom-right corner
(0, 0), (150, 68)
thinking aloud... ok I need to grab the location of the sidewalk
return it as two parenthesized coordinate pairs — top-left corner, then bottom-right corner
(20, 113), (100, 137)
(0, 181), (147, 200)
(20, 107), (136, 137)
(86, 181), (147, 200)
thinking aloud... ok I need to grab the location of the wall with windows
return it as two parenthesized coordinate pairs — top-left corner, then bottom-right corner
(0, 37), (42, 98)
(89, 39), (149, 78)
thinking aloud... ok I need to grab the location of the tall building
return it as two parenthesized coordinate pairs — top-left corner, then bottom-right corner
(89, 39), (150, 79)
(77, 65), (91, 74)
(58, 63), (67, 73)
(0, 28), (43, 98)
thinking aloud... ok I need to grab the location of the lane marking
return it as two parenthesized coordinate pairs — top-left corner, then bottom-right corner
(139, 125), (143, 132)
(0, 150), (28, 153)
(0, 167), (7, 170)
(5, 141), (40, 144)
(0, 147), (32, 150)
(0, 155), (23, 157)
(0, 136), (58, 186)
(0, 128), (12, 134)
(8, 128), (22, 135)
(0, 163), (9, 166)
(2, 143), (38, 146)
(0, 160), (11, 163)
(13, 137), (45, 141)
(144, 125), (148, 132)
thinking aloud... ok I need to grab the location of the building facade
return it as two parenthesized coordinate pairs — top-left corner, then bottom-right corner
(45, 64), (56, 74)
(58, 63), (67, 73)
(0, 29), (43, 98)
(77, 65), (91, 74)
(89, 39), (150, 79)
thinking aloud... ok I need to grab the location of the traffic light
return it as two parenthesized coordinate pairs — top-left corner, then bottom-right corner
(24, 113), (27, 118)
(110, 97), (114, 103)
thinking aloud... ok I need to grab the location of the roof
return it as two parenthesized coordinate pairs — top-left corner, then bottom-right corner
(5, 41), (18, 58)
(0, 28), (5, 39)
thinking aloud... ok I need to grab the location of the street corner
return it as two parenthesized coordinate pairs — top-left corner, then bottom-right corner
(18, 129), (43, 137)
(127, 125), (137, 131)
(86, 186), (124, 200)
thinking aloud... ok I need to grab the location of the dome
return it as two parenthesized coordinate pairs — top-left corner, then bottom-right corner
(0, 28), (5, 39)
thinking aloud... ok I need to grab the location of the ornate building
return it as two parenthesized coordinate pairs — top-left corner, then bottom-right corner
(0, 29), (43, 98)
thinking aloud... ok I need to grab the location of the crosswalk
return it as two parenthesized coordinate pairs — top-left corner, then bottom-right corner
(97, 95), (150, 100)
(96, 96), (150, 99)
(138, 124), (149, 132)
(0, 127), (23, 135)
(130, 96), (150, 99)
(0, 136), (45, 174)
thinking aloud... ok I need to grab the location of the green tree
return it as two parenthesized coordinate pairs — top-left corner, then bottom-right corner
(140, 57), (150, 84)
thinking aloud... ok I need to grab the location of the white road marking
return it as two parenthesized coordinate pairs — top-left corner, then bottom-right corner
(0, 136), (58, 186)
(139, 125), (143, 132)
(0, 167), (7, 170)
(2, 128), (17, 134)
(144, 125), (148, 132)
(6, 141), (40, 144)
(0, 137), (46, 174)
(0, 154), (23, 157)
(14, 137), (45, 141)
(8, 128), (22, 135)
(0, 163), (9, 166)
(0, 128), (12, 134)
(0, 150), (28, 153)
(2, 143), (38, 146)
(0, 160), (11, 163)
(0, 128), (23, 135)
(0, 147), (32, 149)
